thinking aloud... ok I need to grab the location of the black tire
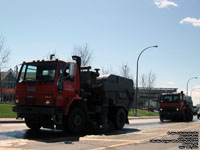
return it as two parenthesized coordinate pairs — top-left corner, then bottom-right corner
(190, 114), (193, 121)
(115, 108), (126, 130)
(184, 109), (193, 122)
(182, 113), (187, 122)
(67, 107), (85, 133)
(25, 117), (42, 130)
(189, 110), (193, 121)
(171, 118), (177, 122)
(159, 116), (164, 122)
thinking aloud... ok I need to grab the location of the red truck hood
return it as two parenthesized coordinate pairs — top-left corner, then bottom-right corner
(16, 83), (56, 106)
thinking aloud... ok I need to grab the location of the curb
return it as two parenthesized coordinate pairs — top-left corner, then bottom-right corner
(0, 118), (24, 124)
(0, 116), (159, 123)
(128, 116), (159, 120)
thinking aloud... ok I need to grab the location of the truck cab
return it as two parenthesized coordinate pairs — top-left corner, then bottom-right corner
(13, 58), (83, 131)
(159, 92), (193, 122)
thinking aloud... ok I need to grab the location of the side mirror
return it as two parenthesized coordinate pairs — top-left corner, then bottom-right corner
(159, 95), (163, 103)
(69, 64), (75, 79)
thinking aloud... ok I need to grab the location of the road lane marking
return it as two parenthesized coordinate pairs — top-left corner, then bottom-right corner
(80, 138), (132, 142)
(89, 138), (151, 150)
(130, 132), (158, 135)
(0, 147), (23, 150)
(0, 139), (28, 147)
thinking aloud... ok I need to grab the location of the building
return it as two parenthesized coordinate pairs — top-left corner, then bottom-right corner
(0, 68), (17, 102)
(138, 87), (177, 110)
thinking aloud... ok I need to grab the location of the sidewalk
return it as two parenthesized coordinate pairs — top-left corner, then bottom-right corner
(129, 116), (159, 120)
(0, 116), (159, 124)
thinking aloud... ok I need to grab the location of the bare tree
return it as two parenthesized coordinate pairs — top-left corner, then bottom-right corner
(101, 66), (113, 75)
(72, 43), (93, 66)
(140, 70), (156, 111)
(141, 74), (147, 88)
(120, 64), (131, 79)
(140, 70), (156, 89)
(0, 35), (10, 70)
(0, 35), (11, 102)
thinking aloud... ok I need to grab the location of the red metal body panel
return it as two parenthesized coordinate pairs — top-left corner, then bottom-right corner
(160, 101), (185, 114)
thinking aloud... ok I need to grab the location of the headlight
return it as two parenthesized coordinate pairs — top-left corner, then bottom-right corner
(176, 108), (179, 111)
(45, 100), (50, 105)
(15, 99), (19, 104)
(160, 108), (163, 111)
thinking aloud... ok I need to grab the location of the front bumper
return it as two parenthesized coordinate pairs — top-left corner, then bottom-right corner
(160, 111), (182, 119)
(13, 105), (55, 115)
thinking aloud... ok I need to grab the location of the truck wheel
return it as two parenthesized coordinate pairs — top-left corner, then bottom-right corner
(185, 111), (190, 122)
(190, 114), (193, 121)
(182, 113), (187, 122)
(159, 116), (164, 122)
(25, 117), (42, 130)
(115, 108), (126, 130)
(67, 107), (85, 133)
(189, 110), (193, 121)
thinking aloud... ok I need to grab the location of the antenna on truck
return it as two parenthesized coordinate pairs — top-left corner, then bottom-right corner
(50, 54), (55, 60)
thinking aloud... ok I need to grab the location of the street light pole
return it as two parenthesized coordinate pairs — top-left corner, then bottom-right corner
(135, 45), (158, 116)
(186, 77), (198, 96)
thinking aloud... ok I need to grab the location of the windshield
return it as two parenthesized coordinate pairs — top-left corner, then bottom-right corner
(18, 62), (57, 83)
(160, 95), (180, 103)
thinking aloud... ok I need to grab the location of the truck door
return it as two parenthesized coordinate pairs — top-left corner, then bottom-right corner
(60, 62), (76, 101)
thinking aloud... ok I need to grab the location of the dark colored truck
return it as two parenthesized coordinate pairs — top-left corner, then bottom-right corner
(13, 56), (134, 133)
(159, 91), (193, 122)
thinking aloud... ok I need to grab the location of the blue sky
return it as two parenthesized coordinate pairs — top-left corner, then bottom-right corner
(0, 0), (200, 104)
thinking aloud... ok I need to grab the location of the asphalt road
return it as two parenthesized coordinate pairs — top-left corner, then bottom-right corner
(0, 117), (199, 150)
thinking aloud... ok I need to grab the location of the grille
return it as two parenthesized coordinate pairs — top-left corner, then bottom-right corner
(162, 107), (176, 112)
(25, 99), (36, 105)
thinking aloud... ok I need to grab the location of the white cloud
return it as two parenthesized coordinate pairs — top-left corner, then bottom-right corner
(180, 17), (200, 27)
(168, 81), (175, 85)
(154, 0), (178, 8)
(191, 91), (200, 96)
